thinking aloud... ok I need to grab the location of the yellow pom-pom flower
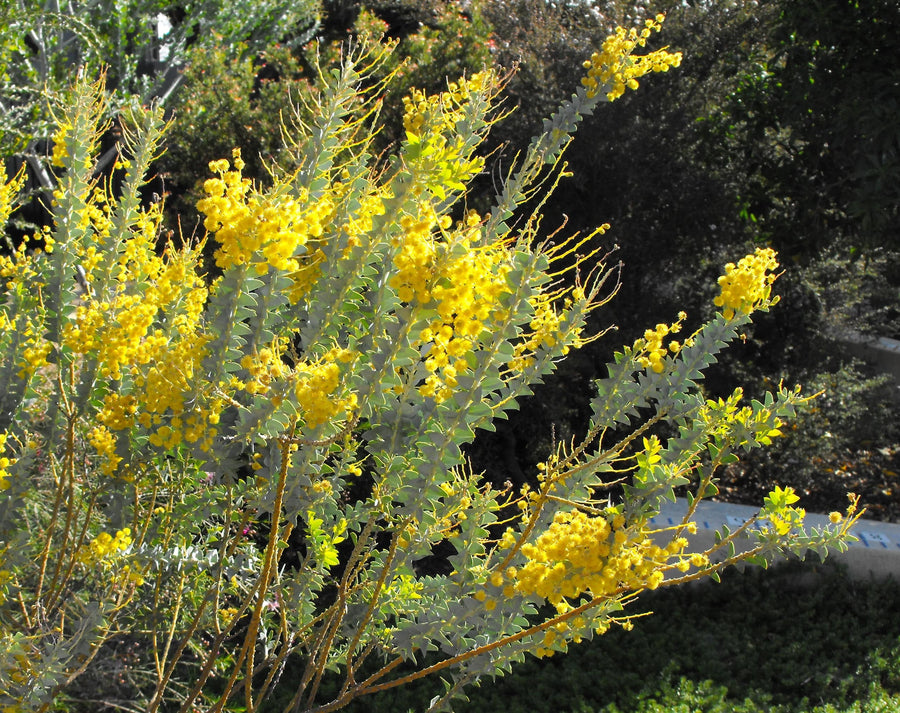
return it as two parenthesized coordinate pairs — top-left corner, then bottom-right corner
(713, 247), (780, 319)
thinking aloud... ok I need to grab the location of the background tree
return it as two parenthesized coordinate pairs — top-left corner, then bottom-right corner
(1, 0), (320, 246)
(471, 0), (900, 519)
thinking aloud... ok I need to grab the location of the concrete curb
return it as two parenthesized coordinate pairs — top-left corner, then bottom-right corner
(837, 329), (900, 384)
(651, 498), (900, 580)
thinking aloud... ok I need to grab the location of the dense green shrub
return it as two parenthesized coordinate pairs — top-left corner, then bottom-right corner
(0, 0), (321, 156)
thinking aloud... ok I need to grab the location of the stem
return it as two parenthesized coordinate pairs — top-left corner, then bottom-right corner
(311, 587), (630, 713)
(208, 429), (295, 713)
(35, 397), (76, 605)
(291, 519), (405, 713)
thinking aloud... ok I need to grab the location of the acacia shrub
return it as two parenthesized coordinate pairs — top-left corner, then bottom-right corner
(0, 26), (857, 713)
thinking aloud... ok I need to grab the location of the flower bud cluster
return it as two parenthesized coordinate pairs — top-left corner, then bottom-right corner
(713, 247), (780, 318)
(631, 311), (686, 373)
(197, 149), (335, 277)
(581, 15), (682, 101)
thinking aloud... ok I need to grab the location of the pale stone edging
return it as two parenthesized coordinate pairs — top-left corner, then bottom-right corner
(651, 498), (900, 580)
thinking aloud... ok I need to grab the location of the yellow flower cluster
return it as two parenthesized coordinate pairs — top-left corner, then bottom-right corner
(714, 247), (780, 319)
(139, 350), (213, 448)
(5, 152), (224, 461)
(62, 217), (210, 444)
(0, 433), (15, 491)
(64, 293), (158, 379)
(77, 528), (133, 566)
(420, 215), (513, 401)
(392, 208), (513, 402)
(240, 343), (291, 396)
(75, 528), (145, 586)
(391, 209), (439, 303)
(402, 72), (492, 142)
(88, 425), (123, 478)
(0, 224), (50, 297)
(60, 198), (207, 380)
(0, 246), (34, 291)
(78, 186), (114, 238)
(507, 290), (581, 372)
(98, 393), (138, 431)
(509, 510), (684, 610)
(581, 15), (683, 101)
(115, 204), (166, 280)
(217, 606), (240, 629)
(401, 73), (493, 198)
(294, 348), (356, 429)
(50, 121), (72, 168)
(136, 333), (216, 450)
(17, 318), (52, 379)
(196, 149), (335, 276)
(146, 250), (209, 335)
(0, 164), (25, 225)
(632, 311), (686, 373)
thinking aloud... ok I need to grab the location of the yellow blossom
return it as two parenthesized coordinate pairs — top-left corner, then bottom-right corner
(0, 164), (25, 226)
(88, 425), (123, 478)
(511, 509), (676, 606)
(714, 247), (780, 318)
(631, 311), (686, 373)
(77, 528), (134, 567)
(196, 149), (335, 277)
(581, 15), (682, 102)
(0, 433), (15, 491)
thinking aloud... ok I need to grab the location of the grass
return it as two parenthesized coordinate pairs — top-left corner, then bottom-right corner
(305, 560), (900, 713)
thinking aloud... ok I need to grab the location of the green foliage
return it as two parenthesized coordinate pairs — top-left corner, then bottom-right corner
(702, 0), (900, 257)
(0, 28), (855, 713)
(0, 0), (320, 192)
